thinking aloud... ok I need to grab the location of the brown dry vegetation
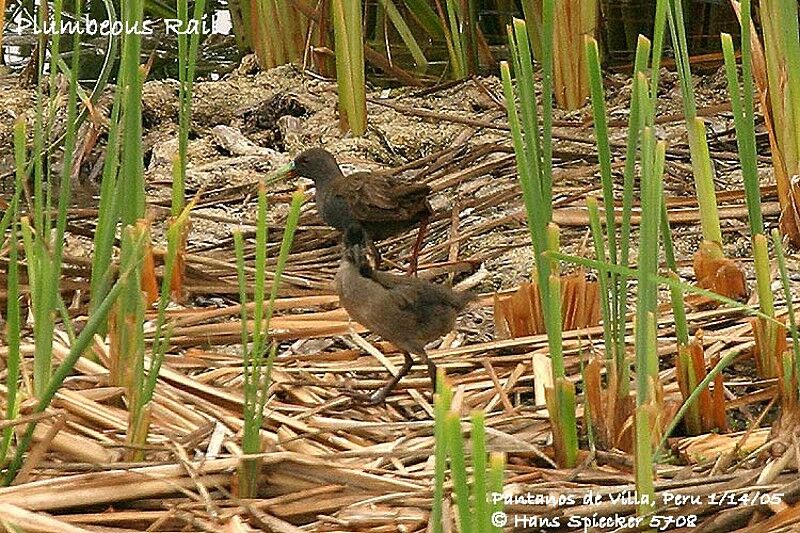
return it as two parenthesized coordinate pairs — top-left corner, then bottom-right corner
(0, 60), (799, 531)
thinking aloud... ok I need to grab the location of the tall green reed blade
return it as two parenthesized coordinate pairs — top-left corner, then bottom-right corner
(636, 89), (661, 483)
(405, 0), (445, 39)
(652, 35), (688, 351)
(586, 197), (614, 364)
(666, 0), (722, 247)
(723, 1), (778, 378)
(615, 37), (651, 389)
(633, 371), (656, 516)
(140, 201), (196, 408)
(119, 0), (146, 225)
(235, 185), (304, 497)
(662, 219), (689, 348)
(772, 229), (800, 399)
(432, 375), (504, 531)
(503, 16), (575, 467)
(129, 201), (197, 460)
(88, 86), (123, 322)
(752, 235), (774, 322)
(488, 453), (505, 532)
(648, 0), (668, 116)
(508, 19), (543, 206)
(501, 19), (554, 304)
(633, 79), (665, 503)
(233, 185), (266, 496)
(24, 0), (83, 399)
(175, 0), (207, 216)
(118, 223), (148, 461)
(434, 0), (463, 79)
(540, 0), (554, 193)
(445, 411), (472, 533)
(3, 231), (148, 485)
(632, 119), (665, 509)
(635, 125), (666, 398)
(585, 37), (616, 267)
(546, 225), (577, 467)
(470, 411), (488, 529)
(618, 35), (651, 266)
(431, 370), (452, 533)
(446, 0), (466, 74)
(0, 119), (26, 466)
(377, 0), (428, 69)
(462, 0), (479, 74)
(546, 225), (564, 378)
(433, 0), (482, 78)
(332, 0), (367, 135)
(104, 0), (150, 454)
(0, 226), (21, 467)
(752, 234), (779, 377)
(721, 10), (761, 236)
(585, 38), (621, 366)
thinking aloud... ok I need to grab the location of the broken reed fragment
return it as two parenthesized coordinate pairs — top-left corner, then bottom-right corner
(493, 271), (600, 338)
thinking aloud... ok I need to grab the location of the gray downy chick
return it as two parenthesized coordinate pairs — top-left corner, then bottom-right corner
(335, 224), (475, 404)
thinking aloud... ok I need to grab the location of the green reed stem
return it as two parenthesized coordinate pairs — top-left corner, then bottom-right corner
(470, 411), (488, 528)
(446, 411), (472, 533)
(377, 0), (428, 69)
(661, 202), (689, 347)
(772, 229), (800, 397)
(667, 0), (722, 245)
(235, 185), (304, 497)
(331, 0), (367, 134)
(119, 0), (145, 225)
(587, 197), (615, 363)
(3, 231), (146, 484)
(175, 0), (206, 216)
(431, 370), (452, 533)
(616, 38), (651, 385)
(635, 126), (665, 401)
(488, 453), (505, 532)
(89, 80), (123, 324)
(721, 17), (761, 236)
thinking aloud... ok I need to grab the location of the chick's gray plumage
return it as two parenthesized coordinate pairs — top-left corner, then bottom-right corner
(335, 225), (473, 356)
(334, 225), (474, 404)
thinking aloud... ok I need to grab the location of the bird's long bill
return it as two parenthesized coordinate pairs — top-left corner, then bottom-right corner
(266, 161), (297, 184)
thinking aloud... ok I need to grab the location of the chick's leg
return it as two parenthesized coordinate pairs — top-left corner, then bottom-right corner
(346, 352), (414, 406)
(418, 350), (438, 392)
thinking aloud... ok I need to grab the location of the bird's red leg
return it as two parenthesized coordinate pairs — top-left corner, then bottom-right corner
(407, 216), (429, 276)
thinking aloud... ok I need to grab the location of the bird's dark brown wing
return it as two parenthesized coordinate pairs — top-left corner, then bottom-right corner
(333, 172), (432, 223)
